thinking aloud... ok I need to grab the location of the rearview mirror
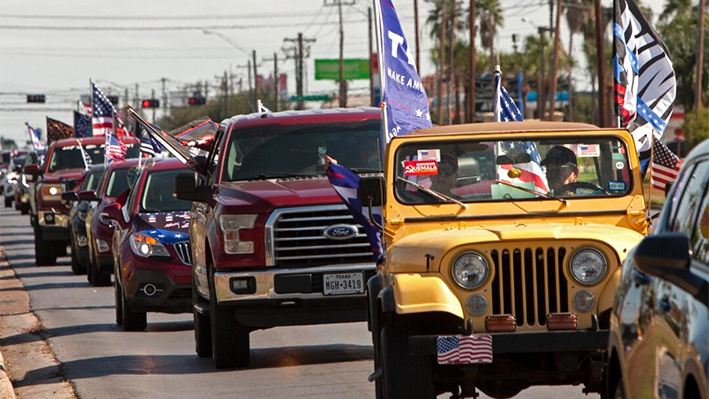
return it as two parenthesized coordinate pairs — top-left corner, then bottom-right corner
(174, 172), (210, 202)
(358, 176), (386, 207)
(101, 202), (126, 229)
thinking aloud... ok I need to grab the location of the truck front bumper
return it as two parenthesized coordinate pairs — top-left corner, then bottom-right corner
(213, 264), (376, 327)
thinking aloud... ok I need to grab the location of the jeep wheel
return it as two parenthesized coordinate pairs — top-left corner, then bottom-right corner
(120, 282), (147, 331)
(114, 280), (123, 326)
(210, 268), (250, 368)
(34, 235), (57, 266)
(380, 322), (434, 399)
(193, 279), (212, 358)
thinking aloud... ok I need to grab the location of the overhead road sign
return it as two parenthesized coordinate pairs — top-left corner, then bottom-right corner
(315, 59), (370, 81)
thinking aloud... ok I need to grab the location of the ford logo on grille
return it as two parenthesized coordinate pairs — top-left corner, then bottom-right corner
(323, 224), (359, 240)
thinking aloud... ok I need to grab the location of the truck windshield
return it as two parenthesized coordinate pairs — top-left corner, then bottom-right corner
(394, 136), (633, 204)
(220, 121), (381, 182)
(47, 143), (139, 172)
(140, 169), (193, 212)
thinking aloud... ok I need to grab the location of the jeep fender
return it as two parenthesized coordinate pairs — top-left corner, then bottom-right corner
(391, 274), (464, 320)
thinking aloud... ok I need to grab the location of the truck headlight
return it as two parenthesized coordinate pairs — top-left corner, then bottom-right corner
(570, 248), (607, 286)
(40, 184), (64, 201)
(219, 214), (256, 254)
(451, 252), (489, 290)
(129, 233), (170, 258)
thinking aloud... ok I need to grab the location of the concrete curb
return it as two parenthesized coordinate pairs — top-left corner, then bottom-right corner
(0, 248), (17, 399)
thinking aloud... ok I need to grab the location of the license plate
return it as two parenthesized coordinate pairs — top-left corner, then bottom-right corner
(437, 335), (493, 365)
(323, 272), (365, 296)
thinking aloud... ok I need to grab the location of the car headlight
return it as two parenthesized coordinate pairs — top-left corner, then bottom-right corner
(451, 252), (489, 290)
(129, 232), (170, 258)
(219, 214), (257, 254)
(40, 184), (64, 201)
(570, 248), (607, 285)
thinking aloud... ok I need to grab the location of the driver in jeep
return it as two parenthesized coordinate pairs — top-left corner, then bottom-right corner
(542, 145), (579, 194)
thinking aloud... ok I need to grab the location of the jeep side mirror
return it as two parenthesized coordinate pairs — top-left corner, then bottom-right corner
(101, 202), (126, 229)
(78, 190), (100, 202)
(634, 233), (707, 302)
(61, 191), (79, 202)
(174, 172), (210, 202)
(358, 176), (386, 207)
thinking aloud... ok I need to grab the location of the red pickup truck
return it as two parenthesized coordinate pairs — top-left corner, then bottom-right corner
(174, 107), (382, 368)
(24, 136), (139, 265)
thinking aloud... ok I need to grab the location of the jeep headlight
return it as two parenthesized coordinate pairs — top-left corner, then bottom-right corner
(219, 214), (256, 254)
(129, 233), (170, 258)
(570, 248), (607, 286)
(451, 252), (489, 290)
(40, 184), (64, 201)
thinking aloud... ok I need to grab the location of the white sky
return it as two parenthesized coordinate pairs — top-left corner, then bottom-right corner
(0, 0), (666, 146)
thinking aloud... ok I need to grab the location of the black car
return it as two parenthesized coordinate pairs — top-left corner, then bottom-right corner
(606, 139), (709, 399)
(62, 165), (107, 275)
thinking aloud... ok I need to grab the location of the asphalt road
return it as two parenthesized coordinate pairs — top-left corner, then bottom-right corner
(0, 207), (599, 399)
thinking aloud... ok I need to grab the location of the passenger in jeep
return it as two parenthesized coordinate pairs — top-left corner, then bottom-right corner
(542, 145), (579, 192)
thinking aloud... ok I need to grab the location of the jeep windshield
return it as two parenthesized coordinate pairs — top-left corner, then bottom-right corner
(394, 136), (633, 204)
(47, 143), (139, 173)
(221, 121), (381, 182)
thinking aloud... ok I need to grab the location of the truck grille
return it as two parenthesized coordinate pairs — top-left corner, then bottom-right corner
(266, 205), (374, 267)
(490, 246), (569, 327)
(174, 241), (192, 265)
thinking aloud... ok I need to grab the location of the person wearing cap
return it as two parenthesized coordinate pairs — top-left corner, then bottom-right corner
(542, 146), (579, 193)
(431, 152), (459, 198)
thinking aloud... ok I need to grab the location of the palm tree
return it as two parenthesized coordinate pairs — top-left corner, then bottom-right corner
(477, 0), (503, 74)
(564, 0), (591, 120)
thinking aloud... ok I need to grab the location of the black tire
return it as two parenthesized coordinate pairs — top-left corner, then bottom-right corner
(70, 237), (86, 275)
(380, 322), (434, 399)
(87, 250), (111, 287)
(20, 203), (29, 215)
(114, 280), (123, 326)
(4, 197), (11, 208)
(210, 266), (250, 368)
(120, 282), (147, 331)
(193, 278), (212, 358)
(613, 378), (625, 399)
(34, 235), (57, 266)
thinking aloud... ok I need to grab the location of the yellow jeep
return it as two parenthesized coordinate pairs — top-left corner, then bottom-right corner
(361, 121), (648, 399)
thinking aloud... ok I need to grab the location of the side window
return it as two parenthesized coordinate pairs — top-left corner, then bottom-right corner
(670, 161), (709, 236)
(123, 181), (139, 222)
(205, 127), (225, 183)
(691, 162), (709, 264)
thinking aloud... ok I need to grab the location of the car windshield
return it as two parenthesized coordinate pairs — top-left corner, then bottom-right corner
(104, 168), (130, 197)
(220, 121), (381, 182)
(47, 143), (138, 173)
(82, 170), (104, 191)
(140, 169), (193, 212)
(394, 136), (633, 204)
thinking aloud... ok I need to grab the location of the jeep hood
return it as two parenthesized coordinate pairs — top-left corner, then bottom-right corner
(389, 223), (645, 271)
(216, 178), (341, 212)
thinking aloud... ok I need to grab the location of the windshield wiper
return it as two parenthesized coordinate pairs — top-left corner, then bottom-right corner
(396, 176), (468, 210)
(254, 173), (321, 179)
(494, 180), (568, 205)
(348, 168), (382, 173)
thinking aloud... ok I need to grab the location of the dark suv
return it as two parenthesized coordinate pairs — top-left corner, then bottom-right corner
(174, 107), (382, 368)
(607, 139), (708, 399)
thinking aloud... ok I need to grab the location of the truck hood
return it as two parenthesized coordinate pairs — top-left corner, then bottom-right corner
(217, 178), (341, 212)
(390, 223), (645, 271)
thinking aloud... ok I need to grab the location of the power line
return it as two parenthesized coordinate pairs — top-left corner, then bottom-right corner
(0, 20), (374, 31)
(0, 11), (327, 21)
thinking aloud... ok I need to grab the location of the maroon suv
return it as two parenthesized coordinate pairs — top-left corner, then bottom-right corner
(174, 107), (382, 368)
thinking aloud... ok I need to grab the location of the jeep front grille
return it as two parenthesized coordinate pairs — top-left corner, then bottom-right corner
(174, 241), (192, 265)
(266, 205), (374, 267)
(490, 246), (569, 327)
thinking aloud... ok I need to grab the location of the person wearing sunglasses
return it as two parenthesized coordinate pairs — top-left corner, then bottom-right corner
(430, 152), (459, 198)
(542, 145), (579, 193)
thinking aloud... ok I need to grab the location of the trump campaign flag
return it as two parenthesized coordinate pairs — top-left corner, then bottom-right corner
(493, 67), (550, 193)
(374, 0), (432, 143)
(26, 123), (45, 151)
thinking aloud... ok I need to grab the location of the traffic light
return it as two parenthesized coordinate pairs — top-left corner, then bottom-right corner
(27, 94), (46, 103)
(141, 99), (160, 108)
(188, 96), (206, 106)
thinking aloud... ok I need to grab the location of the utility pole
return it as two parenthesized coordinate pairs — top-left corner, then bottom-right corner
(124, 87), (129, 107)
(437, 0), (448, 125)
(252, 50), (259, 110)
(414, 0), (421, 72)
(223, 71), (229, 118)
(594, 0), (608, 126)
(263, 52), (283, 111)
(469, 0), (476, 122)
(448, 0), (456, 124)
(548, 0), (563, 120)
(539, 27), (547, 120)
(134, 84), (139, 107)
(324, 0), (354, 108)
(284, 32), (316, 110)
(369, 7), (375, 106)
(247, 59), (253, 111)
(151, 89), (156, 123)
(161, 78), (168, 119)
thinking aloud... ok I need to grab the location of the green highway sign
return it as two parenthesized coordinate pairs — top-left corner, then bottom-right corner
(289, 94), (332, 102)
(314, 59), (370, 81)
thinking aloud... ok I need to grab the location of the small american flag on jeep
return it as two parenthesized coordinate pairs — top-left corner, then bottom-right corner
(437, 335), (493, 365)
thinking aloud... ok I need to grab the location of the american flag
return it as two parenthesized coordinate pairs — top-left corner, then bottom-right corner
(77, 140), (92, 170)
(74, 111), (92, 138)
(326, 160), (383, 257)
(493, 67), (524, 122)
(140, 125), (162, 157)
(26, 123), (45, 151)
(91, 83), (115, 137)
(437, 335), (493, 365)
(650, 137), (682, 191)
(105, 128), (127, 162)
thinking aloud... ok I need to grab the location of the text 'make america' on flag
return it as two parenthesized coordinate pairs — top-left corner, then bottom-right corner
(437, 335), (493, 365)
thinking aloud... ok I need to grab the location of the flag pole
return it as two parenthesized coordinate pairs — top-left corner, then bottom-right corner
(647, 132), (654, 225)
(372, 0), (389, 159)
(613, 0), (622, 128)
